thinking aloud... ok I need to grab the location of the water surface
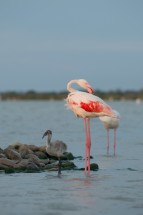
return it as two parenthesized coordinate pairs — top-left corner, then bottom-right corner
(0, 100), (143, 215)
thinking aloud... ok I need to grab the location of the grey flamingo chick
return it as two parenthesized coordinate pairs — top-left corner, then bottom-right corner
(42, 129), (67, 175)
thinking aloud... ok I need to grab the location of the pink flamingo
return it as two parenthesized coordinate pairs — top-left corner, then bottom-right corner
(66, 79), (116, 175)
(99, 110), (120, 156)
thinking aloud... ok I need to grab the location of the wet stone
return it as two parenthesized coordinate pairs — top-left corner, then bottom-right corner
(9, 142), (23, 150)
(0, 148), (4, 154)
(34, 151), (48, 159)
(38, 146), (46, 153)
(63, 152), (74, 160)
(78, 163), (99, 171)
(4, 147), (22, 161)
(0, 153), (6, 158)
(18, 145), (34, 158)
(24, 154), (44, 167)
(27, 144), (39, 152)
(0, 143), (99, 173)
(0, 158), (17, 167)
(90, 163), (99, 171)
(62, 160), (77, 170)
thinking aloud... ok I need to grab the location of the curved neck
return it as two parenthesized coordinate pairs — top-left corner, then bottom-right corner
(47, 134), (52, 145)
(67, 80), (79, 93)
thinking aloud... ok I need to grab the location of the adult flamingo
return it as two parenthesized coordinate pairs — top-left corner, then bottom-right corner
(66, 79), (116, 175)
(99, 110), (120, 156)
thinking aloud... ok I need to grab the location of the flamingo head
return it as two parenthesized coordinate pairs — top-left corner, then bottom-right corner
(78, 79), (94, 94)
(42, 129), (52, 139)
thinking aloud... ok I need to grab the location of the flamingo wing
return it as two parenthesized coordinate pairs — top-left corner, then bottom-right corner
(66, 92), (115, 117)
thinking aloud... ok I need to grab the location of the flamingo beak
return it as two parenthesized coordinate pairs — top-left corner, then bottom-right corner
(87, 84), (94, 94)
(42, 132), (47, 139)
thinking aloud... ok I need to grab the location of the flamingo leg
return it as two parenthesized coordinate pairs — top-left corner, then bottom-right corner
(87, 118), (91, 174)
(58, 158), (62, 176)
(113, 129), (116, 156)
(84, 118), (88, 174)
(84, 118), (91, 175)
(107, 129), (110, 156)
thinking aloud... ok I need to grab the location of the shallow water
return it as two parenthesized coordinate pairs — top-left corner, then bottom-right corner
(0, 100), (143, 215)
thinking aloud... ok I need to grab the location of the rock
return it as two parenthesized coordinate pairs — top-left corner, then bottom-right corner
(39, 163), (45, 168)
(3, 148), (21, 161)
(24, 162), (40, 172)
(0, 169), (5, 173)
(78, 163), (99, 171)
(9, 142), (23, 150)
(14, 159), (29, 169)
(5, 167), (15, 174)
(62, 160), (76, 170)
(23, 154), (49, 167)
(27, 144), (39, 152)
(45, 160), (76, 171)
(0, 143), (98, 174)
(38, 146), (46, 153)
(63, 152), (74, 160)
(74, 156), (83, 160)
(90, 163), (99, 171)
(14, 159), (41, 173)
(0, 163), (15, 174)
(46, 152), (74, 161)
(34, 151), (48, 159)
(24, 154), (43, 167)
(18, 145), (33, 158)
(45, 161), (59, 170)
(46, 154), (58, 160)
(38, 158), (50, 165)
(0, 158), (17, 167)
(0, 153), (6, 158)
(0, 164), (8, 169)
(9, 143), (34, 158)
(0, 148), (4, 154)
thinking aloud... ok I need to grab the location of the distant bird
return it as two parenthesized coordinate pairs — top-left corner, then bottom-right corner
(99, 110), (120, 156)
(66, 79), (116, 175)
(42, 129), (67, 175)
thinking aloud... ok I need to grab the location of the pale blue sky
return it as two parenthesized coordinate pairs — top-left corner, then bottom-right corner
(0, 0), (143, 92)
